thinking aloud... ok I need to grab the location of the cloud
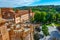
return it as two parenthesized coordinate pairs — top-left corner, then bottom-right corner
(0, 0), (40, 7)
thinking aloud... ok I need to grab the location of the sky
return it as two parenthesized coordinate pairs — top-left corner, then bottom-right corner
(0, 0), (60, 7)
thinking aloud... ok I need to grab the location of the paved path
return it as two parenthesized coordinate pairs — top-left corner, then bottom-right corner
(39, 24), (57, 40)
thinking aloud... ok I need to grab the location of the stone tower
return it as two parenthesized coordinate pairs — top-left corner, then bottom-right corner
(29, 8), (34, 19)
(0, 8), (1, 15)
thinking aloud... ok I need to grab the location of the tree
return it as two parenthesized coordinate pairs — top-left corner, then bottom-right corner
(34, 11), (47, 24)
(30, 17), (34, 23)
(55, 13), (60, 23)
(42, 25), (49, 36)
(41, 12), (47, 24)
(34, 11), (41, 23)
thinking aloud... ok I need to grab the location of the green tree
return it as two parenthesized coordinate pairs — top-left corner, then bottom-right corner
(40, 12), (47, 24)
(34, 11), (47, 24)
(30, 17), (34, 23)
(34, 11), (41, 23)
(55, 13), (60, 23)
(42, 25), (49, 36)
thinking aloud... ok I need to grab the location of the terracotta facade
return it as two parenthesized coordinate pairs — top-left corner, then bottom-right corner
(1, 8), (34, 23)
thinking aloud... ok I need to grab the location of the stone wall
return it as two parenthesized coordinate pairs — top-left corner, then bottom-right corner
(0, 24), (10, 40)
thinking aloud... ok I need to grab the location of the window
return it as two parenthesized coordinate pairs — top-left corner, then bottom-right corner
(8, 13), (10, 17)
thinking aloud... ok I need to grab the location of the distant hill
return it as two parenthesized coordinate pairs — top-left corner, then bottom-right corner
(13, 5), (60, 12)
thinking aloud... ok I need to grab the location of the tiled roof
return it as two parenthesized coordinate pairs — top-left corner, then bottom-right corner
(15, 10), (30, 17)
(16, 10), (29, 15)
(1, 8), (32, 17)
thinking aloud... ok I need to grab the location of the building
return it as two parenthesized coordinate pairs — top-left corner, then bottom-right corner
(1, 8), (35, 24)
(0, 18), (34, 40)
(1, 8), (15, 22)
(0, 8), (34, 40)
